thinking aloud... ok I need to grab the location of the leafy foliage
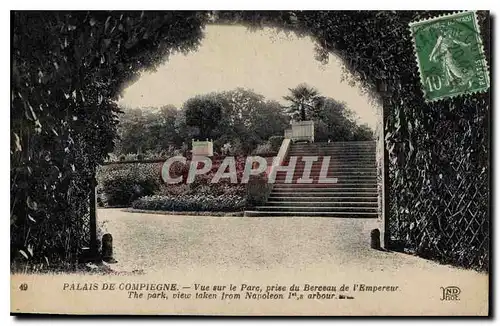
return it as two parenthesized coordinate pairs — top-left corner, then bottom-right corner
(268, 136), (285, 151)
(97, 163), (161, 206)
(132, 194), (246, 212)
(97, 157), (248, 208)
(246, 173), (273, 208)
(314, 98), (374, 141)
(184, 94), (223, 139)
(12, 10), (489, 271)
(185, 88), (290, 154)
(252, 142), (275, 156)
(283, 83), (323, 121)
(11, 11), (207, 267)
(115, 88), (289, 157)
(114, 105), (184, 155)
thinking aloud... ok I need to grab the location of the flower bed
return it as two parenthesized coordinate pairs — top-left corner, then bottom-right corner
(131, 194), (246, 212)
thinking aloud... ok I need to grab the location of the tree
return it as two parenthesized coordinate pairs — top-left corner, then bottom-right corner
(312, 98), (374, 142)
(114, 108), (147, 154)
(113, 89), (289, 157)
(283, 83), (324, 121)
(183, 94), (223, 140)
(114, 105), (184, 156)
(149, 105), (183, 150)
(214, 88), (289, 152)
(352, 124), (374, 141)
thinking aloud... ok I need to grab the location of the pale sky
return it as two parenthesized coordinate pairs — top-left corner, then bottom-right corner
(119, 25), (379, 129)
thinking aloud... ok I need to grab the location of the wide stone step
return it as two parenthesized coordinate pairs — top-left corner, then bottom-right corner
(286, 159), (376, 163)
(283, 158), (376, 163)
(266, 201), (377, 207)
(290, 150), (376, 153)
(243, 210), (379, 218)
(281, 164), (376, 169)
(271, 183), (377, 193)
(271, 190), (377, 195)
(289, 167), (377, 172)
(274, 174), (377, 180)
(290, 147), (376, 152)
(255, 206), (378, 212)
(285, 161), (376, 166)
(268, 196), (378, 202)
(290, 144), (376, 147)
(290, 149), (376, 153)
(276, 167), (377, 175)
(278, 168), (377, 174)
(273, 182), (377, 187)
(273, 182), (377, 188)
(285, 168), (377, 173)
(287, 156), (377, 162)
(283, 161), (376, 167)
(267, 195), (378, 203)
(288, 152), (376, 156)
(275, 173), (378, 178)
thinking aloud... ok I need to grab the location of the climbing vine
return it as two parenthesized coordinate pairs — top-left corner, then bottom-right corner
(11, 11), (489, 270)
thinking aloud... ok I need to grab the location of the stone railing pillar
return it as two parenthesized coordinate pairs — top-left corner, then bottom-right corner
(289, 120), (314, 143)
(191, 138), (214, 157)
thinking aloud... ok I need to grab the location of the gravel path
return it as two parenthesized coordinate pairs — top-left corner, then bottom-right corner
(98, 209), (482, 276)
(93, 209), (488, 315)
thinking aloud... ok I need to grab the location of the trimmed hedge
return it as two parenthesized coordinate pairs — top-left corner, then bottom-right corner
(97, 163), (161, 206)
(132, 194), (246, 212)
(97, 159), (249, 207)
(246, 173), (273, 207)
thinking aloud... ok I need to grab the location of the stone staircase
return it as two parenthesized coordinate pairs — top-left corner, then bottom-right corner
(244, 141), (379, 218)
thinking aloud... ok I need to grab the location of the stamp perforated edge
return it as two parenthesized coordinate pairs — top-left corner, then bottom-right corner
(408, 11), (490, 103)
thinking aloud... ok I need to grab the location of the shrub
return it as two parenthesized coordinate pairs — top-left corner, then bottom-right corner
(221, 184), (246, 196)
(246, 173), (273, 207)
(97, 163), (161, 206)
(132, 194), (246, 212)
(169, 160), (190, 180)
(268, 136), (284, 151)
(158, 184), (191, 197)
(252, 142), (275, 156)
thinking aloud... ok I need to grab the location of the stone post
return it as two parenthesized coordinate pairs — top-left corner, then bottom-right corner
(89, 173), (98, 260)
(370, 229), (381, 250)
(102, 233), (117, 263)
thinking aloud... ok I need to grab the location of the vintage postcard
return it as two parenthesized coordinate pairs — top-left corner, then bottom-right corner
(10, 10), (490, 316)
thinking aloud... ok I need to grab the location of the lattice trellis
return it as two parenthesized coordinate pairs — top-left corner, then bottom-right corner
(388, 112), (489, 271)
(66, 172), (95, 258)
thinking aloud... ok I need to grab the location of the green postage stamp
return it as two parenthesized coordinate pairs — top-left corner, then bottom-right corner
(409, 11), (490, 101)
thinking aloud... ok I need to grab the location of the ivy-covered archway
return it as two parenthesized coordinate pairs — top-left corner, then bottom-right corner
(11, 11), (490, 270)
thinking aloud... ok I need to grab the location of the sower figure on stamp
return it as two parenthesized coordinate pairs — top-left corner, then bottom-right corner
(429, 27), (472, 90)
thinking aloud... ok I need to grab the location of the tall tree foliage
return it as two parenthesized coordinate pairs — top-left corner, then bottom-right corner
(314, 98), (373, 141)
(283, 83), (323, 121)
(183, 94), (223, 140)
(114, 88), (290, 157)
(114, 105), (183, 155)
(213, 88), (289, 152)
